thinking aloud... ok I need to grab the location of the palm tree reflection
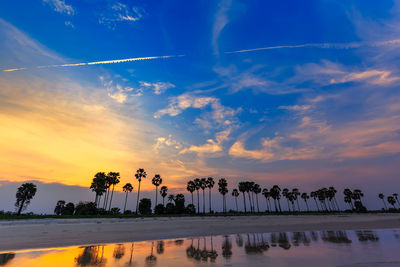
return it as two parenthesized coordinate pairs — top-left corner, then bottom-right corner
(75, 246), (106, 266)
(113, 244), (125, 260)
(145, 242), (157, 266)
(245, 233), (270, 254)
(222, 236), (232, 259)
(156, 241), (164, 254)
(186, 237), (218, 262)
(356, 230), (379, 242)
(320, 231), (352, 244)
(0, 253), (15, 266)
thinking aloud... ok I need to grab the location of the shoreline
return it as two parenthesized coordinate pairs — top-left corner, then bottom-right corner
(0, 213), (399, 252)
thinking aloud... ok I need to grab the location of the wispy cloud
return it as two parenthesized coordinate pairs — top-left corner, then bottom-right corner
(42, 0), (75, 15)
(140, 81), (175, 95)
(3, 55), (184, 72)
(225, 39), (400, 54)
(99, 2), (144, 28)
(100, 76), (142, 104)
(212, 0), (232, 56)
(180, 129), (231, 155)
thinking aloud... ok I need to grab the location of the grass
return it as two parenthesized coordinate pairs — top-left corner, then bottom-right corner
(0, 210), (398, 221)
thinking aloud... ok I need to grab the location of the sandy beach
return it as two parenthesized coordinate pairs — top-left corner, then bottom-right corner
(0, 214), (399, 252)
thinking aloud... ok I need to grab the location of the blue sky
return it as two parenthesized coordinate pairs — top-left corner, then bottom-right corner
(1, 0), (400, 212)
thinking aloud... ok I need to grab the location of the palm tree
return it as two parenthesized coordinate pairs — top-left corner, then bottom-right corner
(379, 193), (387, 210)
(292, 188), (301, 211)
(387, 196), (396, 209)
(301, 192), (310, 211)
(168, 194), (175, 203)
(123, 183), (133, 213)
(194, 178), (201, 214)
(186, 181), (195, 206)
(393, 193), (400, 207)
(282, 188), (290, 212)
(247, 182), (255, 212)
(270, 185), (282, 212)
(135, 168), (147, 214)
(329, 187), (339, 211)
(262, 188), (270, 212)
(102, 175), (112, 209)
(253, 184), (261, 213)
(90, 172), (107, 207)
(218, 178), (228, 212)
(200, 178), (207, 213)
(310, 191), (320, 211)
(54, 200), (66, 215)
(15, 183), (37, 216)
(152, 174), (162, 207)
(232, 189), (239, 212)
(206, 177), (215, 213)
(107, 172), (120, 211)
(160, 186), (168, 206)
(343, 188), (354, 210)
(238, 182), (247, 212)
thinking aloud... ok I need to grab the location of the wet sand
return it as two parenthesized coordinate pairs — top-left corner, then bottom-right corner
(0, 214), (399, 252)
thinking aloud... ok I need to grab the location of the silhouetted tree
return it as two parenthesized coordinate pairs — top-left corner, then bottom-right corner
(200, 178), (207, 213)
(206, 177), (215, 213)
(63, 202), (75, 215)
(107, 172), (120, 211)
(253, 184), (261, 212)
(232, 189), (239, 212)
(186, 181), (195, 206)
(0, 253), (15, 265)
(174, 194), (186, 213)
(152, 174), (162, 208)
(292, 188), (301, 211)
(90, 172), (106, 207)
(160, 186), (168, 206)
(75, 202), (97, 215)
(393, 193), (400, 207)
(301, 193), (310, 211)
(388, 196), (396, 209)
(54, 200), (66, 215)
(135, 168), (147, 214)
(262, 188), (271, 212)
(15, 183), (37, 216)
(238, 182), (247, 212)
(194, 178), (201, 214)
(138, 198), (152, 215)
(379, 193), (387, 210)
(122, 183), (133, 214)
(218, 178), (228, 212)
(270, 185), (282, 212)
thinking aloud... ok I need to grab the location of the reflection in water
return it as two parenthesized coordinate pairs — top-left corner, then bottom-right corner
(1, 229), (399, 266)
(0, 253), (15, 266)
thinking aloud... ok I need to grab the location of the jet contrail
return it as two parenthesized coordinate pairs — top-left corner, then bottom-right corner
(225, 39), (400, 54)
(3, 55), (184, 72)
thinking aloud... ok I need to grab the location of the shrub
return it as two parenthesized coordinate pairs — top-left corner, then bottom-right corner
(154, 204), (165, 215)
(124, 210), (133, 215)
(186, 204), (196, 214)
(62, 202), (75, 215)
(138, 198), (152, 215)
(174, 194), (185, 214)
(75, 202), (97, 215)
(110, 207), (121, 215)
(165, 203), (176, 214)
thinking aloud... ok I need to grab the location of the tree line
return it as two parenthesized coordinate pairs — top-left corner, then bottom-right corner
(3, 168), (400, 216)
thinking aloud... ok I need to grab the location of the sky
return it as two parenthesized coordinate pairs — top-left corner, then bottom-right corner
(0, 0), (400, 213)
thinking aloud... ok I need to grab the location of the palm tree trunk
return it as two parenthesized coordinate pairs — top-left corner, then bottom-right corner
(103, 189), (108, 209)
(334, 197), (340, 211)
(163, 196), (165, 207)
(278, 199), (282, 212)
(235, 197), (238, 212)
(17, 199), (25, 216)
(155, 186), (158, 207)
(247, 193), (252, 213)
(197, 190), (200, 214)
(296, 199), (300, 211)
(243, 194), (247, 213)
(251, 193), (255, 212)
(108, 184), (115, 211)
(124, 192), (128, 213)
(209, 189), (212, 213)
(256, 195), (260, 213)
(202, 190), (205, 214)
(136, 181), (141, 214)
(191, 192), (194, 206)
(273, 199), (278, 212)
(305, 200), (309, 212)
(382, 199), (387, 210)
(286, 199), (291, 211)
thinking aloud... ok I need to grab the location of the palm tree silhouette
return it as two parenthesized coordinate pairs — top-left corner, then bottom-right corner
(168, 194), (175, 203)
(253, 184), (261, 212)
(194, 178), (201, 214)
(310, 191), (319, 211)
(387, 196), (396, 209)
(343, 188), (353, 210)
(123, 183), (133, 213)
(135, 168), (147, 214)
(54, 200), (66, 215)
(270, 185), (282, 212)
(107, 172), (120, 211)
(247, 182), (255, 212)
(301, 192), (310, 211)
(15, 183), (37, 216)
(292, 188), (301, 211)
(90, 172), (107, 207)
(200, 178), (207, 213)
(238, 182), (247, 212)
(232, 189), (239, 212)
(329, 187), (339, 211)
(186, 181), (195, 206)
(160, 186), (168, 206)
(102, 174), (113, 209)
(152, 174), (162, 207)
(218, 178), (228, 212)
(262, 188), (271, 212)
(282, 188), (290, 212)
(393, 193), (400, 207)
(206, 177), (215, 213)
(378, 193), (387, 210)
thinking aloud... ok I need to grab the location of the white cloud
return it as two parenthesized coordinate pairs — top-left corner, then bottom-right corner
(100, 76), (141, 104)
(153, 135), (182, 153)
(180, 129), (230, 155)
(140, 81), (175, 95)
(42, 0), (75, 15)
(212, 0), (232, 56)
(99, 2), (143, 28)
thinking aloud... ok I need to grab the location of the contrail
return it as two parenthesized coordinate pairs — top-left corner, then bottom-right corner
(225, 39), (400, 54)
(3, 55), (184, 72)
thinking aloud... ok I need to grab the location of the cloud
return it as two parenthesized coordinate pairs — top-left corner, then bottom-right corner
(153, 135), (182, 153)
(42, 0), (75, 15)
(3, 55), (183, 72)
(212, 0), (232, 56)
(99, 2), (144, 28)
(225, 39), (400, 54)
(100, 76), (142, 104)
(140, 81), (175, 95)
(180, 129), (230, 155)
(330, 70), (400, 85)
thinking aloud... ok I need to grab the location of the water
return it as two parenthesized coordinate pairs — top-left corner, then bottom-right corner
(1, 229), (400, 266)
